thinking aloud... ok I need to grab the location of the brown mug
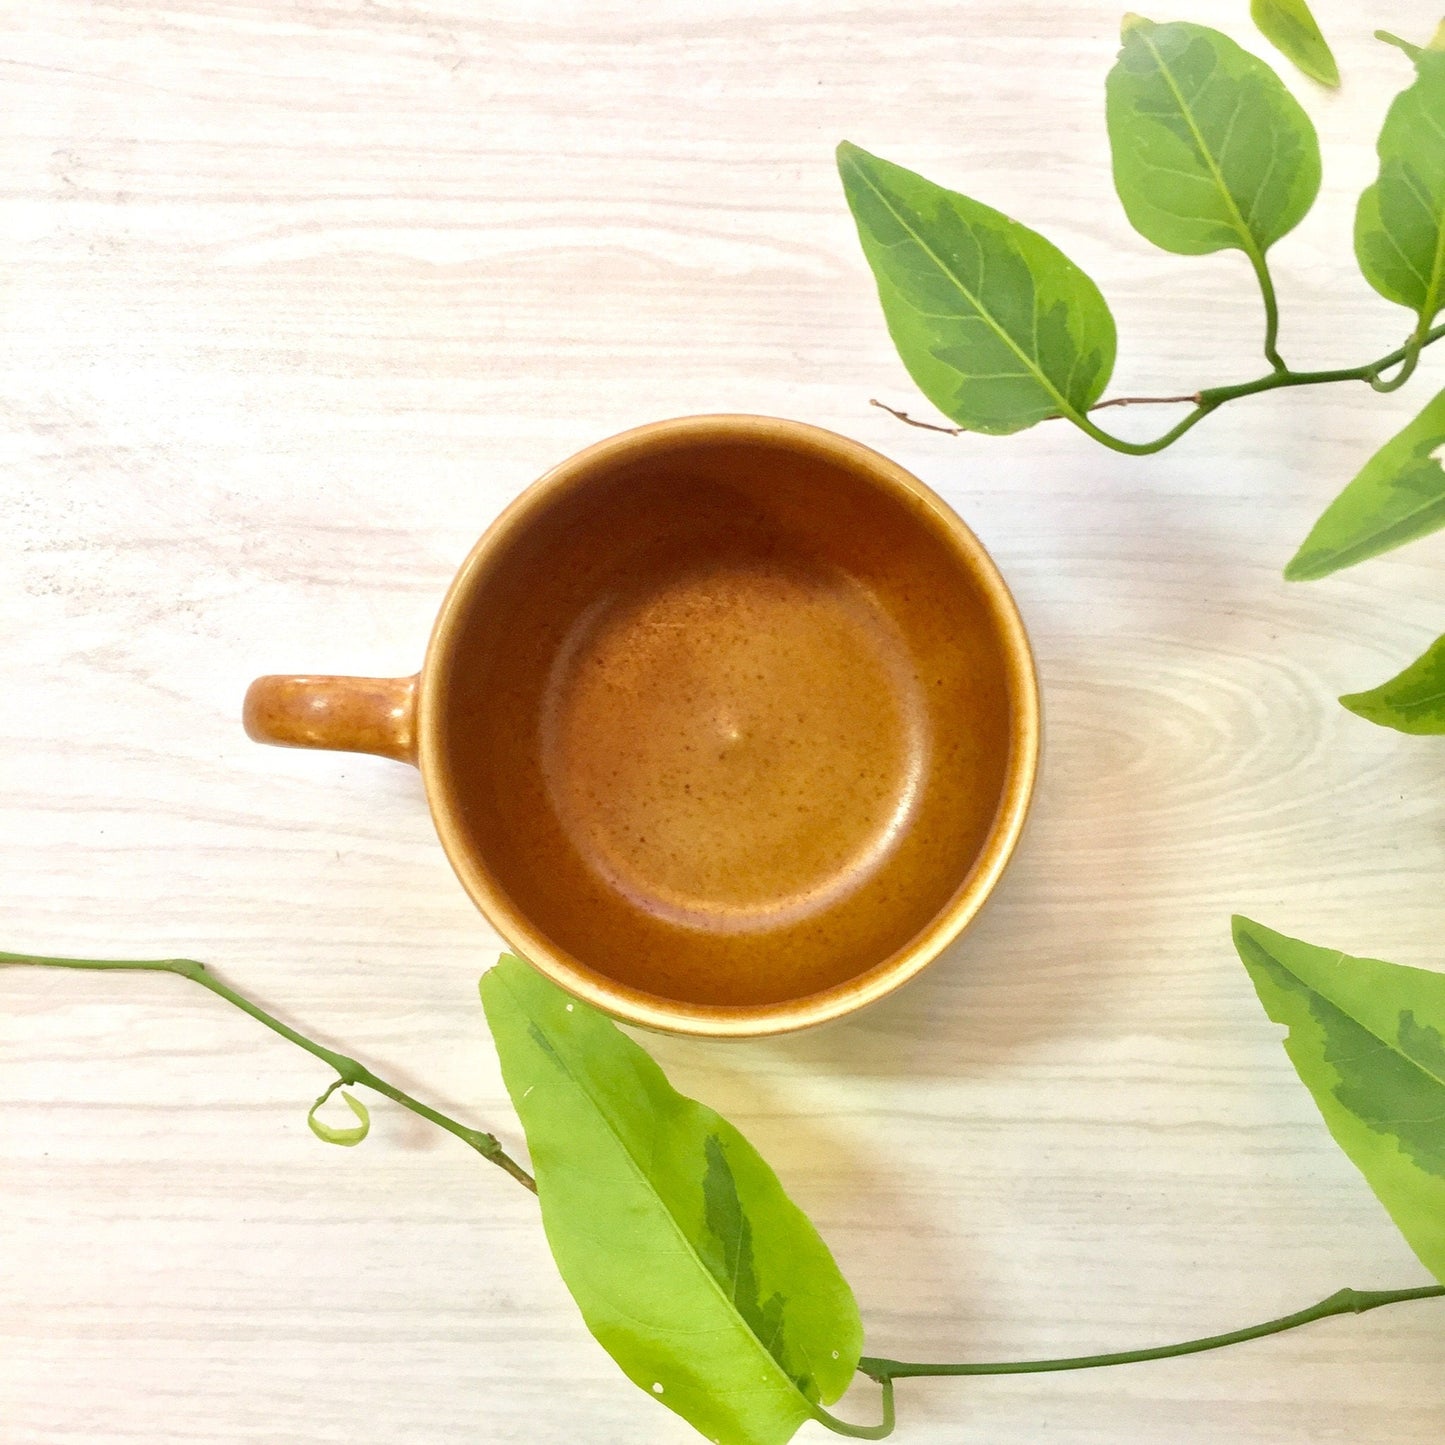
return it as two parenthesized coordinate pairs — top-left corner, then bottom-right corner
(244, 415), (1039, 1037)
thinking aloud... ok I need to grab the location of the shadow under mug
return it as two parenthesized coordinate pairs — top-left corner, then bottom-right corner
(244, 415), (1040, 1038)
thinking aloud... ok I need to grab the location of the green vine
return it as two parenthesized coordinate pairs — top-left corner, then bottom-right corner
(1079, 319), (1445, 455)
(0, 950), (535, 1193)
(6, 948), (1443, 1444)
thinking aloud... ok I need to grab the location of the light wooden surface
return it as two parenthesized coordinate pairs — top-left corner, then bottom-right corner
(4, 3), (1444, 1441)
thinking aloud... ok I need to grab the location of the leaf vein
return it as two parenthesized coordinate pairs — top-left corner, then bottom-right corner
(845, 158), (1078, 420)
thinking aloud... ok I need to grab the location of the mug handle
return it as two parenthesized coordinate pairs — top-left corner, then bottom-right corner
(242, 674), (419, 765)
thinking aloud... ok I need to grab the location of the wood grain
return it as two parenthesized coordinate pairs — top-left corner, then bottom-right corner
(3, 2), (1444, 1441)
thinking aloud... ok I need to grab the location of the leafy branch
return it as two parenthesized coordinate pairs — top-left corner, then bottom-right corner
(841, 18), (1445, 459)
(1076, 321), (1445, 456)
(7, 945), (1445, 1444)
(873, 306), (1445, 451)
(846, 15), (1445, 738)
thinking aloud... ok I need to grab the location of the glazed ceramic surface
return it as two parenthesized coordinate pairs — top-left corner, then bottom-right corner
(246, 417), (1039, 1035)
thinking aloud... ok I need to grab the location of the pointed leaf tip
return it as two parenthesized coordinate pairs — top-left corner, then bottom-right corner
(1233, 917), (1445, 1285)
(835, 140), (866, 177)
(1338, 633), (1445, 734)
(1251, 0), (1340, 87)
(1286, 388), (1445, 580)
(1282, 551), (1323, 583)
(1121, 13), (1152, 37)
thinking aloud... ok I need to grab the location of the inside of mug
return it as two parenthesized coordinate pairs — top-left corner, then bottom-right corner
(432, 429), (1022, 1011)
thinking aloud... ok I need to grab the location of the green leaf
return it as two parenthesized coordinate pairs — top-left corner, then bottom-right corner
(1233, 916), (1445, 1285)
(307, 1080), (370, 1147)
(1250, 0), (1340, 87)
(1106, 17), (1321, 257)
(481, 956), (862, 1445)
(1340, 633), (1445, 733)
(836, 140), (1116, 435)
(1285, 385), (1445, 580)
(1355, 38), (1445, 330)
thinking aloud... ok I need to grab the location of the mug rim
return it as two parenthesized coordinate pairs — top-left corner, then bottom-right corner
(417, 413), (1040, 1038)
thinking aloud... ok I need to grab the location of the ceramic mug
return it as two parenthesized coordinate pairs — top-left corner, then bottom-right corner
(244, 415), (1039, 1037)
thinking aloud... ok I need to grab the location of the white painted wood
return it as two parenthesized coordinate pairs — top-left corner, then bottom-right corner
(3, 3), (1443, 1441)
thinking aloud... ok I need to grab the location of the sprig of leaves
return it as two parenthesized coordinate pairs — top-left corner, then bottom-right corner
(6, 946), (1442, 1445)
(843, 16), (1445, 742)
(841, 19), (1445, 456)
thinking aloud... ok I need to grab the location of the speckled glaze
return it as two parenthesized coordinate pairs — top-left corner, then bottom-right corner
(244, 415), (1039, 1037)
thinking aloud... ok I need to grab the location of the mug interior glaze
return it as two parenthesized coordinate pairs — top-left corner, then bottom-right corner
(411, 416), (1039, 1035)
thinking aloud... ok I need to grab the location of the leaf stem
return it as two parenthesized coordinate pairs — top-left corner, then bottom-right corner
(1249, 247), (1287, 373)
(1071, 319), (1445, 455)
(1370, 332), (1424, 393)
(1071, 402), (1220, 454)
(876, 321), (1445, 454)
(810, 1377), (895, 1439)
(0, 949), (538, 1193)
(857, 1284), (1444, 1382)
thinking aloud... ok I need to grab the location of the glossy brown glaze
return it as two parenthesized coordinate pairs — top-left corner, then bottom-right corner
(245, 416), (1038, 1037)
(423, 418), (1038, 1034)
(243, 674), (418, 763)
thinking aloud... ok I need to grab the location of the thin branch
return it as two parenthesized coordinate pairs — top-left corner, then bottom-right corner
(0, 949), (538, 1193)
(868, 398), (963, 434)
(873, 319), (1445, 457)
(1090, 391), (1203, 410)
(858, 1284), (1445, 1382)
(871, 392), (1202, 433)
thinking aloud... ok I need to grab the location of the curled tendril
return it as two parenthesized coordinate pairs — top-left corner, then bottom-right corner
(307, 1077), (371, 1147)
